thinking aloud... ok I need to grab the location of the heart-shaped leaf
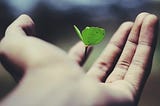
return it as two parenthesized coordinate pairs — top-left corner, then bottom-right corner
(74, 25), (106, 46)
(82, 27), (105, 45)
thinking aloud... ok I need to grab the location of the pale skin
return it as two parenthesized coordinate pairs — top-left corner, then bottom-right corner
(0, 12), (158, 106)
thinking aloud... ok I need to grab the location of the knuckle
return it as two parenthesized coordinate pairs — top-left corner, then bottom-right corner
(117, 60), (130, 70)
(127, 38), (138, 46)
(131, 58), (144, 68)
(97, 61), (111, 73)
(109, 40), (123, 51)
(138, 40), (152, 47)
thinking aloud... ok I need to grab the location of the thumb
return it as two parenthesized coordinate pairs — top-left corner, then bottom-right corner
(0, 14), (35, 81)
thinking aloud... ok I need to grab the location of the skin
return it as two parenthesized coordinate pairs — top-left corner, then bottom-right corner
(0, 12), (158, 106)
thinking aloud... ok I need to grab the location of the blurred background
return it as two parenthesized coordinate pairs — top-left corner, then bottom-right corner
(0, 0), (159, 105)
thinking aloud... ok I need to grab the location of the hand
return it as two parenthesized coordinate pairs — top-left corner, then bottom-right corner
(0, 12), (158, 106)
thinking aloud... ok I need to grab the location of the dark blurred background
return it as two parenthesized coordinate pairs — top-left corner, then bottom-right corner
(0, 0), (159, 105)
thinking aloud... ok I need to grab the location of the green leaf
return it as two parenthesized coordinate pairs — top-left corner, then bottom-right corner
(74, 25), (83, 41)
(74, 25), (106, 46)
(82, 27), (105, 45)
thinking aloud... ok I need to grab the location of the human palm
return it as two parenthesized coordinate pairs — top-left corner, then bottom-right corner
(0, 12), (158, 106)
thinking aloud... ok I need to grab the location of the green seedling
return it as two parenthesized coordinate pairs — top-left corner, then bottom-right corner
(74, 25), (106, 60)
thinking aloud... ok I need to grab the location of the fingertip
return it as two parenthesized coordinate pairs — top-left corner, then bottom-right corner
(143, 14), (159, 26)
(136, 12), (150, 18)
(120, 21), (134, 28)
(8, 14), (34, 29)
(18, 14), (31, 19)
(134, 12), (150, 26)
(117, 21), (133, 34)
(17, 14), (35, 27)
(5, 14), (35, 36)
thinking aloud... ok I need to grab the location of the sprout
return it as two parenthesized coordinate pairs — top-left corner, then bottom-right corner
(74, 25), (106, 60)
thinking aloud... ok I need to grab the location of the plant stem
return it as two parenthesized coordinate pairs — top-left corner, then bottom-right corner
(79, 46), (88, 66)
(84, 46), (88, 61)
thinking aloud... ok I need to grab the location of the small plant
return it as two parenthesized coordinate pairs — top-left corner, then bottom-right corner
(74, 25), (106, 60)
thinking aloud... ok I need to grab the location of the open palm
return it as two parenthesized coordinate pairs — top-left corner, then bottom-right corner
(0, 12), (158, 106)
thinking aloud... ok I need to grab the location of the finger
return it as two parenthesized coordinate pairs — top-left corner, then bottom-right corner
(106, 13), (149, 83)
(87, 22), (133, 82)
(0, 15), (69, 81)
(5, 14), (35, 36)
(68, 41), (93, 66)
(0, 14), (35, 81)
(124, 14), (158, 94)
